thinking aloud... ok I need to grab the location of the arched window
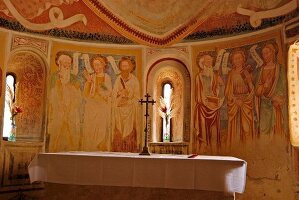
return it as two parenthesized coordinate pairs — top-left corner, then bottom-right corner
(147, 58), (191, 146)
(3, 74), (16, 139)
(161, 82), (173, 142)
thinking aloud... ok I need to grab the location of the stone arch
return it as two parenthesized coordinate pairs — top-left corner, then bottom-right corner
(5, 50), (47, 141)
(147, 58), (191, 143)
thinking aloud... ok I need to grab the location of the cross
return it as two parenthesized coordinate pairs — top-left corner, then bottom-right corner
(139, 93), (156, 155)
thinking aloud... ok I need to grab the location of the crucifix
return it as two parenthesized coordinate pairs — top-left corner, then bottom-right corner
(139, 93), (156, 155)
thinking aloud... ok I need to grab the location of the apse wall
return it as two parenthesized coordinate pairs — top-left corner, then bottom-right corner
(0, 25), (297, 200)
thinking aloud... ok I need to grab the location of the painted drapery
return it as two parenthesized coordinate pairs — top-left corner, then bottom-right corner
(224, 50), (255, 148)
(192, 30), (287, 153)
(47, 42), (142, 153)
(82, 56), (113, 151)
(193, 53), (224, 153)
(112, 71), (140, 152)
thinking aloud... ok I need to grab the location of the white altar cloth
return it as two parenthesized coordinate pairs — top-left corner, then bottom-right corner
(28, 152), (247, 194)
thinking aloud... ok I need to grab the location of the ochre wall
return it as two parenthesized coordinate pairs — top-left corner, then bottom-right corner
(0, 27), (297, 200)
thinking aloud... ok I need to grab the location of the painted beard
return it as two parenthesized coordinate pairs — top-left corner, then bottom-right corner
(59, 67), (71, 85)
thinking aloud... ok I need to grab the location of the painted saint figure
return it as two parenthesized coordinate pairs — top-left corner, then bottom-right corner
(48, 51), (81, 152)
(112, 57), (140, 152)
(193, 53), (224, 153)
(255, 42), (287, 136)
(82, 55), (112, 151)
(225, 48), (254, 148)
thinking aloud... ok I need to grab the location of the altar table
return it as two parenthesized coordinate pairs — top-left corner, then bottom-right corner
(28, 152), (247, 195)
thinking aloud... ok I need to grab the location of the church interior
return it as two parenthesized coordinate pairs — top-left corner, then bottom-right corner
(0, 0), (298, 199)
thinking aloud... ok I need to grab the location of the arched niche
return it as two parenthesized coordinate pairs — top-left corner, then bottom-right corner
(147, 58), (191, 143)
(5, 51), (47, 141)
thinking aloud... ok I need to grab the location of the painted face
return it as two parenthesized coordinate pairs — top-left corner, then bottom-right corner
(120, 60), (132, 73)
(92, 58), (105, 73)
(232, 52), (245, 68)
(203, 55), (213, 68)
(59, 55), (72, 70)
(262, 47), (274, 64)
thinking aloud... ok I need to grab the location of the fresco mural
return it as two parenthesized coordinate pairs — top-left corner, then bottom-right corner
(194, 52), (225, 154)
(82, 54), (112, 151)
(192, 33), (288, 154)
(0, 0), (296, 46)
(111, 57), (140, 152)
(7, 52), (46, 140)
(47, 45), (142, 153)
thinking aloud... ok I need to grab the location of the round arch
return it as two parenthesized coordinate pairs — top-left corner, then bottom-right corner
(4, 50), (47, 141)
(147, 58), (191, 143)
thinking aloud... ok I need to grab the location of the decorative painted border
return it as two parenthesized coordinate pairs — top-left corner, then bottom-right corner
(82, 0), (207, 47)
(0, 10), (297, 45)
(0, 17), (133, 44)
(11, 35), (49, 56)
(185, 10), (298, 42)
(288, 43), (299, 147)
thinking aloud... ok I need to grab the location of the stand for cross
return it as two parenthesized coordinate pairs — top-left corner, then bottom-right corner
(139, 93), (156, 155)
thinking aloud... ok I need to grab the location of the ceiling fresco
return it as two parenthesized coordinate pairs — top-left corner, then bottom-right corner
(0, 0), (297, 46)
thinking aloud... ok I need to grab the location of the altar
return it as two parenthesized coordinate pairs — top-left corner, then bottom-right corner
(28, 152), (247, 200)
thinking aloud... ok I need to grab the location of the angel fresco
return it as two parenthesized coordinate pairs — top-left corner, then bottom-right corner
(255, 42), (287, 136)
(193, 52), (224, 153)
(224, 48), (255, 148)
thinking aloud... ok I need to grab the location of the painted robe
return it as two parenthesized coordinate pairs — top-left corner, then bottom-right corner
(255, 64), (287, 135)
(225, 68), (254, 147)
(112, 74), (140, 152)
(82, 73), (112, 151)
(194, 70), (224, 153)
(48, 73), (81, 152)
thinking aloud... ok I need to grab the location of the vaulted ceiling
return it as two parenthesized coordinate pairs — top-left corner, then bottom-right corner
(0, 0), (298, 46)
